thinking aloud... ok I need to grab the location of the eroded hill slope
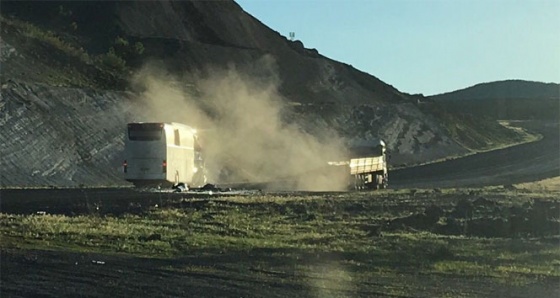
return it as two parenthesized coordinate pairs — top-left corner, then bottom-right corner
(0, 1), (524, 187)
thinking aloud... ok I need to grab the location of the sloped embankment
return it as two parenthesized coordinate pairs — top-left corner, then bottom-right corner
(1, 80), (473, 188)
(0, 81), (132, 187)
(333, 103), (469, 166)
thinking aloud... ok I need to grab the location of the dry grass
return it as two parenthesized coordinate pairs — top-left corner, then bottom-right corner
(515, 176), (560, 192)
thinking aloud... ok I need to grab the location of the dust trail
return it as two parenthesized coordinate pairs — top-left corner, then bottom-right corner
(129, 59), (348, 191)
(305, 262), (357, 298)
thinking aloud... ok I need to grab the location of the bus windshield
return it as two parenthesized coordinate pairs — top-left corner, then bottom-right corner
(128, 123), (163, 141)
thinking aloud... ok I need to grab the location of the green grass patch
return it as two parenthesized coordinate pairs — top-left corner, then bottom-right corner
(2, 190), (558, 286)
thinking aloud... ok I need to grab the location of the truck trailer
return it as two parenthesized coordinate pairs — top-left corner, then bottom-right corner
(329, 139), (388, 190)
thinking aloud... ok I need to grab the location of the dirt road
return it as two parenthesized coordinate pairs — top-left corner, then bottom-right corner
(391, 121), (559, 189)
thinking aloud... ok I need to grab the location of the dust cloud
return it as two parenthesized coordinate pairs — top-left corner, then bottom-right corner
(129, 59), (348, 191)
(305, 262), (357, 297)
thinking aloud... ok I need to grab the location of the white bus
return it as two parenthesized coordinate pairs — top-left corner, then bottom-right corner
(123, 122), (206, 188)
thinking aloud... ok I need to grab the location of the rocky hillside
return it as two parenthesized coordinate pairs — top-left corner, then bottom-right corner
(0, 81), (131, 187)
(0, 1), (523, 188)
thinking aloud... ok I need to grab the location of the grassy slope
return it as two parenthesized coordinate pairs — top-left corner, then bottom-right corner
(0, 15), (129, 89)
(1, 189), (559, 297)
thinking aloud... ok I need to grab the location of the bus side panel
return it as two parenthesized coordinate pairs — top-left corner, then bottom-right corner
(166, 146), (195, 185)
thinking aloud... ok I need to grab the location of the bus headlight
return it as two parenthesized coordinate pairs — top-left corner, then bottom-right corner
(193, 167), (198, 173)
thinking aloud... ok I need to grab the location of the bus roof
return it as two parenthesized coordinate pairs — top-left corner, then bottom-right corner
(128, 122), (196, 132)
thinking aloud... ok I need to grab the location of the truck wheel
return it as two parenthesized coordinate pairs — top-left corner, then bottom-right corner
(360, 175), (365, 190)
(382, 175), (388, 189)
(373, 175), (381, 190)
(354, 175), (363, 190)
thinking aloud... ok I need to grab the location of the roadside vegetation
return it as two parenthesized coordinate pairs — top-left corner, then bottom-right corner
(516, 177), (560, 192)
(1, 188), (558, 296)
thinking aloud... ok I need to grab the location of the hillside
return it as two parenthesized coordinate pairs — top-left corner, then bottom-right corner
(0, 0), (404, 104)
(0, 1), (525, 188)
(430, 80), (560, 120)
(431, 80), (559, 100)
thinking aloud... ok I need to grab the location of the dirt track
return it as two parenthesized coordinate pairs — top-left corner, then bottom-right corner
(391, 121), (560, 189)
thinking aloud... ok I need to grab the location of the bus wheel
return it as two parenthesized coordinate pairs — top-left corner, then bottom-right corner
(173, 182), (187, 192)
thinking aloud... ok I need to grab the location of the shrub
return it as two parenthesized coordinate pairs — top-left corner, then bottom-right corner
(100, 47), (126, 72)
(114, 36), (129, 47)
(1, 16), (89, 64)
(133, 42), (145, 55)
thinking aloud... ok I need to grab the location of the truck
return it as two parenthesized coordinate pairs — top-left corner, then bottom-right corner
(329, 139), (388, 190)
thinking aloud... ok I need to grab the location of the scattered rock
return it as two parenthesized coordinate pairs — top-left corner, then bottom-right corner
(472, 197), (496, 208)
(139, 234), (162, 242)
(503, 184), (516, 191)
(451, 198), (473, 219)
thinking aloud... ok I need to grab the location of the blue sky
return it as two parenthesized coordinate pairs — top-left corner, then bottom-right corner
(236, 0), (560, 95)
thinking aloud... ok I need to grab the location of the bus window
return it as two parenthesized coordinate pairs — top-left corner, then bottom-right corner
(128, 123), (163, 141)
(174, 129), (180, 146)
